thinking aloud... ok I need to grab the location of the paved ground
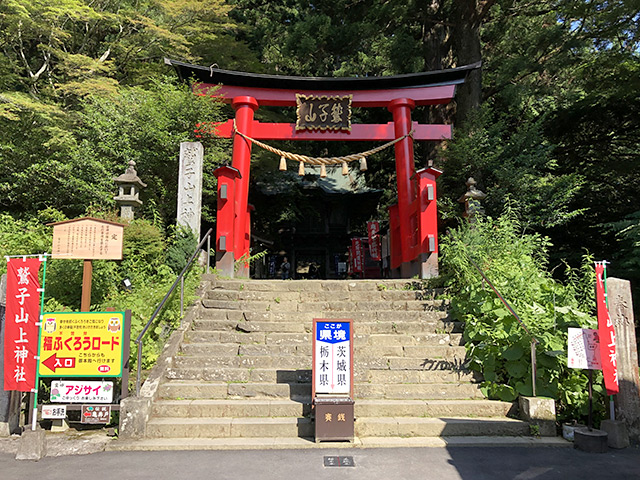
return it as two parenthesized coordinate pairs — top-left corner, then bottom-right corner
(0, 442), (639, 479)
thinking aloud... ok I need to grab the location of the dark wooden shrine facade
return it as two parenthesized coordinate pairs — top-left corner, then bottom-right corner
(167, 58), (479, 278)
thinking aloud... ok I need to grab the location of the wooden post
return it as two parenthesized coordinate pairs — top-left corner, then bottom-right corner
(81, 259), (92, 311)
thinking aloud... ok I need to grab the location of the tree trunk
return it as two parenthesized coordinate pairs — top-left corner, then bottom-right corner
(452, 0), (483, 125)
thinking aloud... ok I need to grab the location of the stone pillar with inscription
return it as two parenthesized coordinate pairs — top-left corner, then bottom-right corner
(608, 277), (640, 444)
(177, 142), (204, 240)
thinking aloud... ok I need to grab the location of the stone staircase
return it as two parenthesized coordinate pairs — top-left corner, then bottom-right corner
(138, 278), (536, 447)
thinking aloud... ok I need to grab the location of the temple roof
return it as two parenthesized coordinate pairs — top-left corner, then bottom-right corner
(165, 58), (481, 91)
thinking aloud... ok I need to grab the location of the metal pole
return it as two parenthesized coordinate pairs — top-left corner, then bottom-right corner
(531, 339), (537, 397)
(32, 254), (48, 430)
(207, 235), (211, 274)
(136, 341), (142, 396)
(588, 369), (593, 431)
(180, 277), (184, 320)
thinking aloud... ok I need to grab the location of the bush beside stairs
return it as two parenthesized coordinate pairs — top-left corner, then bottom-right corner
(116, 276), (560, 450)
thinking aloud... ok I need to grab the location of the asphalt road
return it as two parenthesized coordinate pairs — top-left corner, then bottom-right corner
(1, 446), (640, 480)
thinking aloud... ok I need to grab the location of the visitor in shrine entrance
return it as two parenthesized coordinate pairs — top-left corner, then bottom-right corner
(281, 257), (290, 280)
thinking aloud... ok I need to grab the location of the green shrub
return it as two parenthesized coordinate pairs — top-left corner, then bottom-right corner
(440, 206), (604, 424)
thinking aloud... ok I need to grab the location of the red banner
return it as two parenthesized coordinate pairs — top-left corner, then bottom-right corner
(595, 262), (619, 395)
(4, 257), (42, 392)
(351, 238), (364, 273)
(367, 221), (381, 261)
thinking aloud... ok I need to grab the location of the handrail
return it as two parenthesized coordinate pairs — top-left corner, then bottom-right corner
(467, 255), (538, 397)
(135, 228), (213, 396)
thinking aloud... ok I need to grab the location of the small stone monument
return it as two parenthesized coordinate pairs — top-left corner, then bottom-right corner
(458, 177), (486, 222)
(114, 160), (146, 220)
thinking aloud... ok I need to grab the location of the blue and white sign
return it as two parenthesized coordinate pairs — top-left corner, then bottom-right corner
(314, 321), (352, 395)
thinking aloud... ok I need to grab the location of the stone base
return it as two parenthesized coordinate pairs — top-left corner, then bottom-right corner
(574, 428), (608, 453)
(519, 396), (556, 436)
(600, 419), (630, 449)
(215, 251), (235, 278)
(50, 419), (69, 433)
(16, 428), (47, 461)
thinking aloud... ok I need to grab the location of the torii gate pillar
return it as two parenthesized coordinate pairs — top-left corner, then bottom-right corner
(231, 96), (258, 278)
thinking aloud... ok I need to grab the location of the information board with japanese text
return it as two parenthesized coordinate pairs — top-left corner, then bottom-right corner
(38, 312), (125, 377)
(567, 327), (602, 370)
(313, 319), (353, 396)
(51, 380), (114, 403)
(81, 405), (111, 424)
(51, 218), (124, 260)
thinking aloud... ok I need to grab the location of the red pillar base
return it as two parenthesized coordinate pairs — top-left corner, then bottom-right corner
(215, 251), (236, 278)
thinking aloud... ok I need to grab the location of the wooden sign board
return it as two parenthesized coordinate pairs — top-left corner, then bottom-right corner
(296, 94), (352, 131)
(50, 218), (124, 260)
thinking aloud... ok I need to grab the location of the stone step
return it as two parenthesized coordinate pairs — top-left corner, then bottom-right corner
(213, 279), (441, 293)
(198, 309), (450, 323)
(152, 399), (311, 418)
(192, 320), (310, 333)
(366, 369), (480, 384)
(159, 381), (311, 399)
(145, 415), (528, 439)
(165, 366), (477, 384)
(172, 355), (310, 370)
(159, 379), (480, 400)
(202, 299), (448, 313)
(152, 398), (513, 419)
(179, 342), (466, 358)
(354, 399), (515, 418)
(354, 417), (530, 437)
(172, 349), (467, 371)
(355, 383), (482, 400)
(185, 331), (463, 346)
(191, 319), (462, 335)
(206, 289), (442, 302)
(146, 416), (314, 438)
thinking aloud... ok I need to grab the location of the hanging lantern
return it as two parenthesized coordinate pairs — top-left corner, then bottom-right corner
(298, 161), (305, 176)
(320, 164), (327, 178)
(359, 157), (368, 172)
(341, 161), (349, 176)
(279, 156), (287, 171)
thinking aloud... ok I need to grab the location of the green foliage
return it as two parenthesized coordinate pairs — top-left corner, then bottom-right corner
(441, 108), (584, 229)
(441, 207), (603, 423)
(165, 225), (198, 275)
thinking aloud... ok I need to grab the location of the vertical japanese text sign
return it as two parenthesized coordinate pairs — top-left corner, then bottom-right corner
(351, 239), (364, 273)
(313, 319), (353, 397)
(367, 221), (381, 261)
(595, 262), (619, 395)
(4, 257), (42, 391)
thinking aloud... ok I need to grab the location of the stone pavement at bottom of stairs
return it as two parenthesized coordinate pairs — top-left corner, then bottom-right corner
(0, 438), (639, 480)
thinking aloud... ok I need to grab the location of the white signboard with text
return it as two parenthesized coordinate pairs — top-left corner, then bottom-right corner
(568, 327), (602, 370)
(50, 380), (114, 403)
(313, 320), (352, 396)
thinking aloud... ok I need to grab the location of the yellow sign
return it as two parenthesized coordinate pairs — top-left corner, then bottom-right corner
(50, 217), (124, 260)
(38, 312), (124, 377)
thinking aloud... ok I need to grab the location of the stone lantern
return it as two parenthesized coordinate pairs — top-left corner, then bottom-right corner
(114, 160), (147, 220)
(458, 177), (486, 222)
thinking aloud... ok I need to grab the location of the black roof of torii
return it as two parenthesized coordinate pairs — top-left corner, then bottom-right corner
(165, 58), (481, 91)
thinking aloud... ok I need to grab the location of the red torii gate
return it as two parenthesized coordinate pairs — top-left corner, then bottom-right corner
(166, 59), (479, 279)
